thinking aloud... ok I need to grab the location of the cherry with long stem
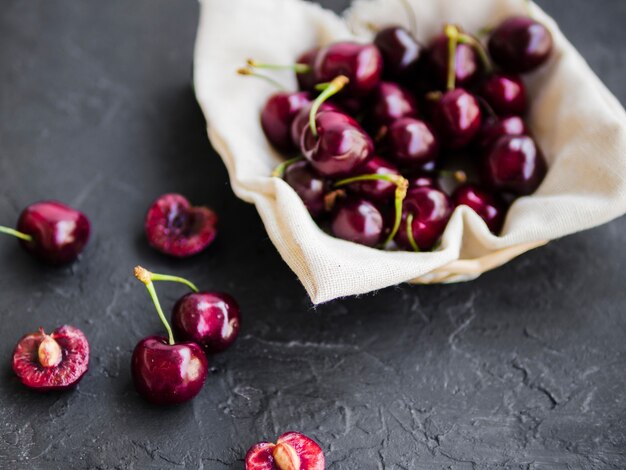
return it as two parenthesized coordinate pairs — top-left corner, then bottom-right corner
(309, 75), (350, 137)
(0, 226), (33, 242)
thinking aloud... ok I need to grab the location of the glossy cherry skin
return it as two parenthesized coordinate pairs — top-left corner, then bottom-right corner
(367, 82), (418, 129)
(488, 16), (553, 74)
(347, 157), (400, 201)
(453, 184), (506, 234)
(296, 47), (319, 91)
(408, 173), (439, 189)
(245, 432), (325, 470)
(482, 135), (547, 195)
(301, 111), (374, 177)
(15, 201), (90, 264)
(395, 187), (452, 251)
(12, 325), (89, 391)
(290, 102), (341, 148)
(261, 92), (311, 153)
(385, 118), (439, 170)
(331, 198), (384, 247)
(145, 193), (217, 258)
(283, 161), (328, 218)
(131, 336), (208, 405)
(314, 42), (383, 96)
(475, 115), (528, 152)
(478, 74), (527, 116)
(426, 33), (481, 89)
(374, 26), (422, 81)
(432, 89), (482, 150)
(172, 292), (240, 354)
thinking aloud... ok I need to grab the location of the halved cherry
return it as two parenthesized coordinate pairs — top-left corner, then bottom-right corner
(245, 432), (325, 470)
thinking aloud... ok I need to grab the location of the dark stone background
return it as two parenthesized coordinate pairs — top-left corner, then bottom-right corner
(0, 0), (625, 468)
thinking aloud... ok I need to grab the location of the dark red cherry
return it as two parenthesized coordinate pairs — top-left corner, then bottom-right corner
(290, 102), (342, 148)
(145, 193), (217, 258)
(374, 27), (422, 81)
(283, 161), (328, 218)
(261, 92), (311, 152)
(367, 82), (418, 129)
(172, 292), (240, 354)
(345, 157), (400, 201)
(296, 47), (319, 91)
(453, 184), (506, 233)
(488, 16), (553, 74)
(2, 201), (90, 264)
(12, 325), (89, 391)
(385, 117), (439, 170)
(331, 198), (384, 247)
(432, 89), (482, 150)
(476, 115), (528, 152)
(314, 42), (383, 96)
(245, 432), (325, 470)
(395, 187), (452, 251)
(482, 135), (547, 195)
(427, 33), (481, 89)
(478, 74), (527, 116)
(131, 336), (208, 405)
(301, 111), (374, 177)
(407, 173), (439, 189)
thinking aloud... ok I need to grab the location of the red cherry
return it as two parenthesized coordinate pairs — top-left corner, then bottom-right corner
(12, 325), (89, 391)
(245, 432), (325, 470)
(367, 81), (419, 129)
(145, 193), (217, 258)
(475, 115), (528, 152)
(290, 102), (342, 149)
(296, 47), (320, 91)
(478, 74), (527, 116)
(374, 26), (422, 81)
(344, 156), (400, 201)
(431, 89), (482, 150)
(453, 184), (506, 233)
(261, 92), (311, 152)
(331, 198), (385, 247)
(385, 117), (439, 170)
(426, 33), (481, 89)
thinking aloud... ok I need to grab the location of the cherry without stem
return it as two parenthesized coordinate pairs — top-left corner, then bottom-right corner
(245, 432), (325, 470)
(374, 26), (422, 82)
(261, 91), (312, 153)
(453, 184), (506, 234)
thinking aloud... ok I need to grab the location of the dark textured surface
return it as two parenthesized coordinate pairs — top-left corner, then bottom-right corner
(1, 0), (625, 468)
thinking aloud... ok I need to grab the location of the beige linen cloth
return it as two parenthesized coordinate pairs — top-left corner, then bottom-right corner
(193, 0), (626, 304)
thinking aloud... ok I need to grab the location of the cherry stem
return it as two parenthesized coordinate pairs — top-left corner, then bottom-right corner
(148, 272), (199, 292)
(272, 156), (304, 178)
(406, 213), (420, 252)
(398, 0), (417, 36)
(247, 58), (312, 74)
(476, 95), (498, 119)
(445, 24), (460, 91)
(237, 67), (286, 91)
(334, 173), (409, 246)
(0, 226), (33, 242)
(458, 33), (493, 74)
(439, 169), (468, 184)
(309, 75), (350, 138)
(134, 266), (176, 346)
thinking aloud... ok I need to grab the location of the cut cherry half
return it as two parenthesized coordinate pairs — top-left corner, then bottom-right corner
(245, 432), (325, 470)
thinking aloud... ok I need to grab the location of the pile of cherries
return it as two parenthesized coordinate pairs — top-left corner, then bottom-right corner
(243, 9), (553, 252)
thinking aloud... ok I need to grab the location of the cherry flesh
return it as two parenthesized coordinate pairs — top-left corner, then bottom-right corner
(476, 115), (528, 152)
(12, 325), (89, 391)
(478, 73), (527, 117)
(345, 156), (400, 201)
(331, 198), (384, 247)
(2, 201), (91, 264)
(427, 33), (481, 89)
(296, 47), (319, 91)
(314, 42), (383, 96)
(482, 135), (547, 195)
(488, 16), (553, 74)
(283, 160), (328, 218)
(145, 193), (217, 258)
(432, 89), (482, 150)
(367, 81), (418, 129)
(245, 431), (325, 470)
(261, 92), (311, 152)
(385, 117), (439, 170)
(172, 292), (240, 354)
(395, 186), (452, 251)
(453, 184), (506, 233)
(374, 26), (422, 82)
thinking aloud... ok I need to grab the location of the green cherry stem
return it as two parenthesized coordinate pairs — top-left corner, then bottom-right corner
(0, 226), (33, 242)
(445, 24), (460, 91)
(237, 67), (286, 91)
(309, 75), (350, 138)
(458, 33), (494, 74)
(147, 272), (199, 292)
(134, 266), (176, 346)
(247, 58), (312, 74)
(334, 173), (409, 246)
(406, 214), (420, 252)
(272, 156), (304, 178)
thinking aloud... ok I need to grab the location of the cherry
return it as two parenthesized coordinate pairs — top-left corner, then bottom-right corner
(0, 201), (90, 264)
(132, 266), (208, 405)
(488, 16), (553, 74)
(374, 26), (422, 81)
(408, 173), (439, 189)
(245, 432), (325, 470)
(290, 102), (341, 149)
(453, 184), (506, 233)
(314, 42), (383, 96)
(261, 92), (311, 152)
(475, 115), (528, 152)
(341, 156), (400, 201)
(384, 117), (439, 170)
(478, 73), (527, 116)
(145, 193), (217, 258)
(295, 47), (320, 91)
(330, 198), (385, 248)
(395, 186), (452, 251)
(482, 135), (547, 195)
(426, 32), (480, 89)
(277, 159), (328, 218)
(173, 292), (240, 354)
(431, 89), (482, 150)
(12, 325), (89, 391)
(367, 81), (418, 129)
